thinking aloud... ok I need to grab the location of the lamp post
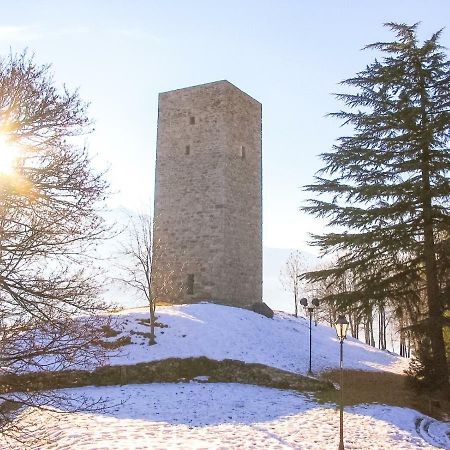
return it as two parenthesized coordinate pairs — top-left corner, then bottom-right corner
(335, 315), (349, 450)
(299, 297), (319, 376)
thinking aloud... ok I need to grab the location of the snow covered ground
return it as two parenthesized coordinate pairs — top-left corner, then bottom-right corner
(3, 303), (448, 449)
(3, 383), (449, 449)
(104, 303), (408, 375)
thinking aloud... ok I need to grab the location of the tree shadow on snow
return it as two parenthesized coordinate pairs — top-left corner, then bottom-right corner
(59, 382), (326, 426)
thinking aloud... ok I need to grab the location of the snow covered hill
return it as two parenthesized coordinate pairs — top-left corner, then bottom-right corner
(104, 302), (408, 376)
(3, 303), (449, 449)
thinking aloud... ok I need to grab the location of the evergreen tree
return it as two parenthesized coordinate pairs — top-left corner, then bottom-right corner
(303, 23), (450, 389)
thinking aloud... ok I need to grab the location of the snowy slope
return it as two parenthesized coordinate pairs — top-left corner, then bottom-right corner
(105, 303), (408, 375)
(3, 303), (449, 449)
(3, 383), (449, 449)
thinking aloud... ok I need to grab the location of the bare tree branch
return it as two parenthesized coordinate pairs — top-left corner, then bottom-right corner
(0, 51), (114, 438)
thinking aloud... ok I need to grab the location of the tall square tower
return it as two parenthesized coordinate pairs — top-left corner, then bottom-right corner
(151, 80), (262, 307)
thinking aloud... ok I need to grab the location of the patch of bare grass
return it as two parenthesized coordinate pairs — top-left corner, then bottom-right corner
(136, 318), (168, 328)
(316, 369), (449, 421)
(100, 324), (120, 338)
(94, 336), (132, 350)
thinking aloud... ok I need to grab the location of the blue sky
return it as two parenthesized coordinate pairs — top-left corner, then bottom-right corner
(1, 0), (449, 253)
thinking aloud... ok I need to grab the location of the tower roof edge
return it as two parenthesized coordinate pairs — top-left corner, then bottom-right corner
(158, 80), (261, 106)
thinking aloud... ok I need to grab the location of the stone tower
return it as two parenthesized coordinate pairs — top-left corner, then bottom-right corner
(151, 80), (262, 307)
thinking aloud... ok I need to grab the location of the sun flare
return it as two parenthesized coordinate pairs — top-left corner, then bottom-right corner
(0, 135), (19, 175)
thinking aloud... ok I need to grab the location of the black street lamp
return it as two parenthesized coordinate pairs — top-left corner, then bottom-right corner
(299, 297), (319, 376)
(335, 315), (349, 450)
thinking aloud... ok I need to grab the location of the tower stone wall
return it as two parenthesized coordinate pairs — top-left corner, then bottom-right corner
(151, 80), (262, 307)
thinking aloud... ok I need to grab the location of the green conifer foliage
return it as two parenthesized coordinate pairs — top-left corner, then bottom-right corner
(303, 23), (450, 389)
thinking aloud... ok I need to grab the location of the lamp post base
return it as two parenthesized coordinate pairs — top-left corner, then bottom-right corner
(307, 370), (313, 377)
(338, 440), (344, 450)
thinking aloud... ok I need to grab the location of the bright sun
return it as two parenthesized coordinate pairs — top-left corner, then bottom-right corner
(0, 135), (19, 175)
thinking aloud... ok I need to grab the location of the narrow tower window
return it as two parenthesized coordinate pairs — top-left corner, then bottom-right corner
(187, 274), (194, 295)
(241, 145), (246, 159)
(185, 145), (190, 155)
(189, 116), (195, 125)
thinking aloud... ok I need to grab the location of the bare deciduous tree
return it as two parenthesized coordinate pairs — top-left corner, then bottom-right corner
(116, 212), (157, 344)
(0, 51), (112, 434)
(115, 211), (185, 344)
(280, 251), (311, 317)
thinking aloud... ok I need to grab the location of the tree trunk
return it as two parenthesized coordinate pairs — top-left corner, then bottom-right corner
(378, 307), (387, 350)
(422, 210), (448, 385)
(294, 283), (298, 318)
(364, 318), (370, 345)
(349, 314), (354, 337)
(149, 301), (156, 345)
(418, 68), (449, 388)
(353, 311), (359, 339)
(364, 307), (375, 346)
(370, 320), (375, 347)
